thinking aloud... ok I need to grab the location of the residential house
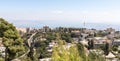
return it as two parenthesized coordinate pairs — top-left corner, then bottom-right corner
(93, 37), (112, 48)
(47, 41), (57, 52)
(0, 38), (6, 56)
(0, 46), (5, 56)
(39, 58), (51, 61)
(105, 52), (118, 61)
(113, 39), (120, 46)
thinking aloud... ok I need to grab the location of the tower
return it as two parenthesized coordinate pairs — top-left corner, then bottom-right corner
(83, 16), (86, 28)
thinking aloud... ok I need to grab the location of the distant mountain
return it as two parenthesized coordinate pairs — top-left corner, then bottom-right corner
(8, 20), (120, 30)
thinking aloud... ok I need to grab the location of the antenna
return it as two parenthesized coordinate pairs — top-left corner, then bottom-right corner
(83, 16), (86, 28)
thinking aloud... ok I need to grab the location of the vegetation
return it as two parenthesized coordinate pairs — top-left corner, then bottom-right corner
(112, 45), (118, 51)
(77, 42), (87, 61)
(88, 50), (105, 61)
(94, 31), (107, 37)
(52, 39), (105, 61)
(0, 18), (25, 61)
(35, 41), (51, 59)
(0, 53), (4, 61)
(104, 42), (109, 55)
(0, 18), (117, 61)
(61, 33), (73, 43)
(88, 39), (94, 49)
(52, 39), (82, 61)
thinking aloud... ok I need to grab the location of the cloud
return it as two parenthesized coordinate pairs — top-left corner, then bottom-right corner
(51, 10), (63, 14)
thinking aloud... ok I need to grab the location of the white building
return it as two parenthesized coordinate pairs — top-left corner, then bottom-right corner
(0, 46), (6, 56)
(39, 58), (51, 61)
(80, 39), (88, 46)
(105, 52), (118, 61)
(16, 28), (27, 33)
(113, 39), (120, 46)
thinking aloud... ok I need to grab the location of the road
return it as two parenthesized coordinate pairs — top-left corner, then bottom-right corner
(12, 32), (37, 61)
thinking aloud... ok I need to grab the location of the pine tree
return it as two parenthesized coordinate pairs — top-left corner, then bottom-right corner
(0, 18), (25, 61)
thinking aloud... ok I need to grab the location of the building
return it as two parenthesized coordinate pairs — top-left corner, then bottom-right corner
(80, 39), (88, 46)
(93, 37), (112, 48)
(47, 41), (57, 53)
(26, 28), (34, 33)
(16, 28), (27, 33)
(16, 28), (27, 36)
(113, 39), (120, 46)
(89, 49), (104, 55)
(106, 28), (115, 34)
(42, 26), (51, 32)
(0, 38), (6, 56)
(0, 46), (6, 56)
(105, 52), (117, 61)
(39, 58), (51, 61)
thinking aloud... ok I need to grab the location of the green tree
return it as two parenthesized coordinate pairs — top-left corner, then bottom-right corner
(0, 18), (25, 61)
(88, 39), (94, 49)
(104, 42), (109, 55)
(77, 42), (87, 61)
(112, 45), (118, 51)
(88, 50), (105, 61)
(34, 41), (50, 59)
(61, 33), (73, 43)
(52, 39), (82, 61)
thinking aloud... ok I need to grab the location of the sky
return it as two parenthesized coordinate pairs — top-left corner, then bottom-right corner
(0, 0), (120, 28)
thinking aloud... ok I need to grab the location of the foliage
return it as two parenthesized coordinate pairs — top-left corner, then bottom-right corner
(0, 53), (4, 61)
(0, 18), (25, 61)
(61, 33), (73, 43)
(112, 45), (118, 51)
(77, 42), (87, 61)
(103, 42), (109, 55)
(46, 32), (57, 41)
(94, 31), (107, 37)
(52, 39), (82, 61)
(88, 50), (105, 61)
(34, 31), (73, 43)
(0, 57), (4, 61)
(20, 56), (32, 61)
(88, 39), (94, 49)
(34, 41), (50, 59)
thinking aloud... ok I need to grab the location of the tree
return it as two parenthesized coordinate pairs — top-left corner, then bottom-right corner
(0, 18), (25, 61)
(77, 42), (87, 61)
(88, 39), (94, 50)
(112, 45), (118, 51)
(104, 42), (109, 55)
(88, 50), (105, 61)
(61, 33), (73, 43)
(34, 41), (50, 59)
(52, 39), (82, 61)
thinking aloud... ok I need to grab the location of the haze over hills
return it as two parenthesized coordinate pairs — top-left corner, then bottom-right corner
(8, 20), (120, 30)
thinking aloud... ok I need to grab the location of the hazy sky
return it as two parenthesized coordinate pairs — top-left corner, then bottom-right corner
(0, 0), (120, 27)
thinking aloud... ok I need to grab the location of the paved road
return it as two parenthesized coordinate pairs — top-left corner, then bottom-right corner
(12, 32), (37, 61)
(27, 33), (37, 47)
